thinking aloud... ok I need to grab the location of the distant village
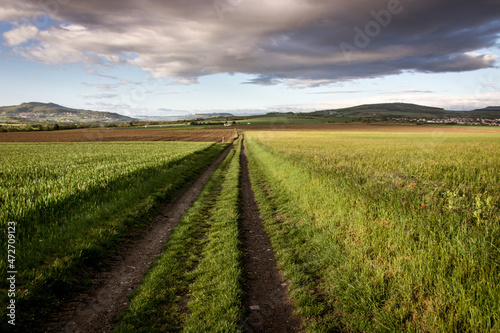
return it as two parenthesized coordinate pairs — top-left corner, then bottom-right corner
(390, 117), (500, 126)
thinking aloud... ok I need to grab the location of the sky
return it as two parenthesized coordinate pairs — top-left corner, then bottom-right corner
(0, 0), (499, 117)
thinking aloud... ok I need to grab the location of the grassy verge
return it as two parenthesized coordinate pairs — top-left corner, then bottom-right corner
(0, 142), (228, 330)
(117, 137), (243, 332)
(244, 131), (500, 332)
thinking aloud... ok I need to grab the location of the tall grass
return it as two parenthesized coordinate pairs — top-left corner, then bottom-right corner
(0, 141), (227, 327)
(245, 130), (500, 332)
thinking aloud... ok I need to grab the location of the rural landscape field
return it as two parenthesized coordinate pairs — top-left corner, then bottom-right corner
(1, 122), (499, 332)
(2, 0), (500, 332)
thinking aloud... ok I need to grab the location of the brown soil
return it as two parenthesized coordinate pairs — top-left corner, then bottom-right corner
(2, 124), (496, 143)
(239, 136), (302, 332)
(38, 141), (236, 333)
(0, 128), (234, 142)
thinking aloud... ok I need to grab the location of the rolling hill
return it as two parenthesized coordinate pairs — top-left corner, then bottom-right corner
(311, 103), (447, 119)
(0, 102), (136, 124)
(234, 103), (500, 126)
(311, 103), (500, 120)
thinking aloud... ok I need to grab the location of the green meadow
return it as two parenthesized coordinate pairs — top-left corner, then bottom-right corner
(245, 130), (500, 332)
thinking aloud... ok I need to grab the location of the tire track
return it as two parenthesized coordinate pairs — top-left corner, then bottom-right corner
(239, 136), (302, 333)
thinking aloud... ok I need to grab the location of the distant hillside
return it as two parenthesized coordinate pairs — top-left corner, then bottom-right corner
(237, 102), (500, 126)
(311, 103), (447, 119)
(473, 106), (500, 112)
(135, 115), (185, 122)
(184, 113), (235, 120)
(135, 113), (235, 122)
(0, 102), (136, 124)
(309, 103), (500, 121)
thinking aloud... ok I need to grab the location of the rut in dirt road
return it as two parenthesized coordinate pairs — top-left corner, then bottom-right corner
(239, 137), (302, 333)
(40, 141), (237, 333)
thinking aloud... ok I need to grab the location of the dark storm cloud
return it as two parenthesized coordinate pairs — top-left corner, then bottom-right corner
(1, 0), (499, 85)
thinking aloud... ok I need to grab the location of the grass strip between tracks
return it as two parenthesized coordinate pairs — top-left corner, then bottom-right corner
(117, 137), (243, 332)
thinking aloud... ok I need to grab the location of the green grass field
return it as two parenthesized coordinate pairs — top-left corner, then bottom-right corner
(0, 141), (227, 325)
(245, 130), (500, 332)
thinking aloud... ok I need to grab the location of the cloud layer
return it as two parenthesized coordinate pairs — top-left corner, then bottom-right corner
(2, 0), (499, 85)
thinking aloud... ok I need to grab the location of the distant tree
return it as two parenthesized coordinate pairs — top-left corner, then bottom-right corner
(53, 123), (60, 130)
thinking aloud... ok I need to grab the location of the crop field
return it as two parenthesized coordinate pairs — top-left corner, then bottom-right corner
(0, 128), (234, 142)
(0, 141), (229, 324)
(2, 125), (499, 332)
(245, 130), (500, 331)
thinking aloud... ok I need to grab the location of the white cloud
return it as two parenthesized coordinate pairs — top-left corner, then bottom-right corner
(0, 7), (22, 21)
(0, 2), (39, 21)
(82, 93), (119, 99)
(309, 90), (367, 95)
(60, 24), (87, 32)
(3, 25), (38, 46)
(381, 89), (433, 94)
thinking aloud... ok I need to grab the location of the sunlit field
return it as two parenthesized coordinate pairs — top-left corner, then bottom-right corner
(0, 141), (227, 323)
(245, 130), (500, 332)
